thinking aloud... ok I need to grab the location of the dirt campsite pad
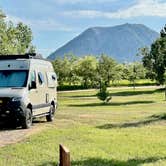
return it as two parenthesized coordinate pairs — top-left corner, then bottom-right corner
(0, 121), (49, 147)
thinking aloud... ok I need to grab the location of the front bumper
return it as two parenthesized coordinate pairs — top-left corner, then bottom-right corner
(0, 98), (26, 124)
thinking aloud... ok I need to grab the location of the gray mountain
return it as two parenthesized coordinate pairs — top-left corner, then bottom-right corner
(47, 23), (159, 62)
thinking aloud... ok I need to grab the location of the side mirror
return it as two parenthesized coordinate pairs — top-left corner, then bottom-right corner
(29, 81), (36, 90)
(52, 75), (56, 80)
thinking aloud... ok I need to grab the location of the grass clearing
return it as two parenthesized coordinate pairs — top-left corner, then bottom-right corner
(0, 87), (166, 166)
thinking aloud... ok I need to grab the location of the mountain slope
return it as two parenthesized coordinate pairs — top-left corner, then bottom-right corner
(48, 23), (159, 62)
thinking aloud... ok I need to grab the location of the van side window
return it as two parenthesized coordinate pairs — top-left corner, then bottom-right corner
(30, 71), (36, 82)
(38, 72), (44, 85)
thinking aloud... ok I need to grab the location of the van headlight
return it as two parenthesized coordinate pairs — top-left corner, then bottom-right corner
(11, 97), (22, 102)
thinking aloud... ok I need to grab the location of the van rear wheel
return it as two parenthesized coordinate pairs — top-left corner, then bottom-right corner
(21, 108), (32, 129)
(46, 106), (55, 122)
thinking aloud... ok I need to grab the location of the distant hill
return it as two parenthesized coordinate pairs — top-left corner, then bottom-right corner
(47, 23), (159, 62)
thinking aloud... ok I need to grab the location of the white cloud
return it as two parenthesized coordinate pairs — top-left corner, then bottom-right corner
(6, 15), (72, 32)
(110, 0), (166, 18)
(63, 0), (166, 19)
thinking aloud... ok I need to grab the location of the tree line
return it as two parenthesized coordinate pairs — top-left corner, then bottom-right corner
(52, 54), (146, 89)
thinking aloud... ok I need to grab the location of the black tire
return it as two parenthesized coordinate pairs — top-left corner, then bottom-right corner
(46, 106), (55, 122)
(21, 108), (32, 129)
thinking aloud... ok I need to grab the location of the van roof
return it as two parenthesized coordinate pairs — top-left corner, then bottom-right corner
(0, 53), (45, 60)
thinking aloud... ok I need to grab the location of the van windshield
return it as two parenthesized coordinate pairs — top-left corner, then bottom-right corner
(0, 70), (28, 88)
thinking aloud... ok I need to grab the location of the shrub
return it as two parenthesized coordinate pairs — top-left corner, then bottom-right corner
(97, 84), (112, 103)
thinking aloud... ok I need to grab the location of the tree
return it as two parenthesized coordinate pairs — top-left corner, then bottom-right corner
(52, 57), (71, 86)
(122, 62), (146, 89)
(0, 10), (35, 55)
(111, 64), (124, 86)
(76, 56), (97, 88)
(97, 54), (117, 86)
(15, 22), (35, 54)
(64, 54), (79, 86)
(141, 25), (166, 85)
(52, 54), (79, 86)
(97, 83), (112, 103)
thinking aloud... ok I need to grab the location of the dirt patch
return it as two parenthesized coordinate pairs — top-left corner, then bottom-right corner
(0, 120), (49, 147)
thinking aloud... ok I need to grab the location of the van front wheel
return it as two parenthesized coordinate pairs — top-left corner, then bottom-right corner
(46, 106), (55, 122)
(21, 108), (32, 129)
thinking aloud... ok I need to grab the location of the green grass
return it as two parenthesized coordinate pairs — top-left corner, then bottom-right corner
(0, 87), (166, 166)
(110, 79), (156, 86)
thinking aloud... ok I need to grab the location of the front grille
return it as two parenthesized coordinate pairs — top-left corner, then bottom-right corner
(0, 97), (10, 107)
(0, 98), (12, 120)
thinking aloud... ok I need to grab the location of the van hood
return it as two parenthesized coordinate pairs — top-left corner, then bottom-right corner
(0, 88), (27, 98)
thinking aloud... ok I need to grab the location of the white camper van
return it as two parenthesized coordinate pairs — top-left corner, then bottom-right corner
(0, 54), (57, 129)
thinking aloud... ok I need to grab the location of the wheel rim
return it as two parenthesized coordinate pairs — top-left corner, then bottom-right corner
(51, 110), (54, 120)
(27, 111), (32, 126)
(50, 107), (55, 120)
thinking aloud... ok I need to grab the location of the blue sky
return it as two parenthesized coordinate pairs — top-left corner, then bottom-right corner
(1, 0), (166, 57)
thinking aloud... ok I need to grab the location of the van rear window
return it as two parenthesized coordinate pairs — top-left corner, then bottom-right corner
(47, 72), (56, 88)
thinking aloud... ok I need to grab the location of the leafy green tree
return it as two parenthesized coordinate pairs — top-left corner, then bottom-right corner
(52, 57), (71, 86)
(16, 22), (34, 54)
(141, 25), (166, 85)
(140, 25), (166, 100)
(76, 55), (97, 88)
(111, 64), (124, 85)
(0, 10), (35, 55)
(97, 83), (112, 103)
(97, 54), (117, 86)
(52, 58), (65, 86)
(122, 62), (146, 89)
(52, 54), (79, 86)
(65, 54), (79, 86)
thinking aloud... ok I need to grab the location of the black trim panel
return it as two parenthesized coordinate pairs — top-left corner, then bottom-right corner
(33, 112), (49, 118)
(33, 103), (51, 110)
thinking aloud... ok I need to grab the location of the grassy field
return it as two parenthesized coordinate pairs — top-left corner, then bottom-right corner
(110, 79), (156, 86)
(0, 87), (166, 166)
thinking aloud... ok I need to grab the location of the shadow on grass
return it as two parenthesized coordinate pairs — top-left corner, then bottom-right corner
(72, 157), (166, 166)
(111, 88), (162, 97)
(68, 100), (154, 107)
(68, 88), (163, 98)
(97, 113), (166, 129)
(69, 94), (97, 98)
(39, 157), (166, 166)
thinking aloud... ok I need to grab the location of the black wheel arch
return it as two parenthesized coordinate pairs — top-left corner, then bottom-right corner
(51, 101), (55, 108)
(27, 103), (32, 112)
